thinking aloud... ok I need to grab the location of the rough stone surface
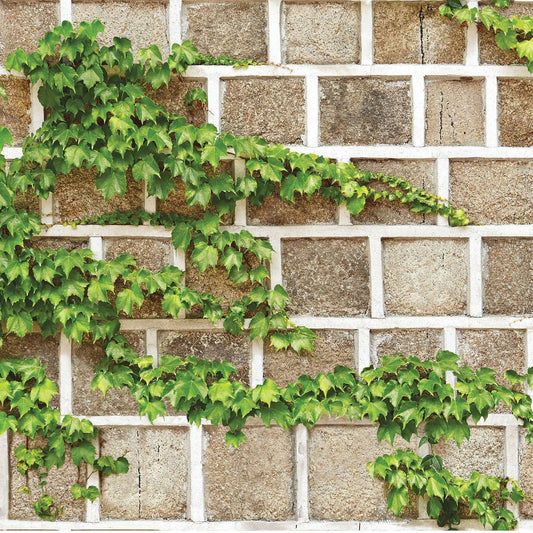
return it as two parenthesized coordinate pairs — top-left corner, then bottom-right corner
(282, 1), (360, 64)
(320, 78), (412, 145)
(72, 0), (169, 57)
(498, 79), (533, 147)
(0, 0), (58, 63)
(221, 78), (305, 144)
(264, 330), (356, 386)
(14, 188), (39, 214)
(182, 1), (268, 61)
(203, 425), (294, 520)
(158, 330), (250, 384)
(370, 329), (443, 365)
(483, 238), (533, 315)
(0, 77), (31, 146)
(308, 425), (416, 520)
(425, 79), (485, 146)
(374, 2), (464, 64)
(99, 427), (189, 519)
(519, 429), (533, 517)
(351, 159), (437, 224)
(450, 159), (533, 225)
(282, 238), (370, 317)
(53, 167), (144, 223)
(383, 239), (468, 315)
(72, 332), (145, 416)
(29, 238), (89, 252)
(104, 238), (172, 272)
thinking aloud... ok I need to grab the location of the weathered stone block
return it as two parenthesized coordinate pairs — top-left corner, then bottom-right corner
(383, 239), (468, 315)
(264, 330), (356, 386)
(182, 1), (268, 61)
(320, 78), (412, 145)
(14, 188), (39, 214)
(203, 425), (294, 520)
(99, 427), (189, 519)
(351, 159), (437, 224)
(519, 429), (533, 517)
(483, 238), (533, 315)
(498, 79), (533, 147)
(29, 238), (89, 252)
(282, 238), (370, 316)
(425, 79), (485, 145)
(282, 1), (360, 64)
(221, 78), (305, 144)
(0, 77), (31, 146)
(104, 238), (172, 272)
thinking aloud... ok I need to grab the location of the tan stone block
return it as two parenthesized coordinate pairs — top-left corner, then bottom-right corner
(29, 238), (89, 252)
(104, 238), (173, 272)
(374, 2), (465, 64)
(182, 1), (268, 61)
(498, 79), (533, 147)
(203, 425), (294, 520)
(14, 188), (39, 214)
(264, 330), (356, 386)
(0, 77), (31, 146)
(383, 239), (468, 315)
(320, 78), (412, 145)
(351, 159), (437, 224)
(425, 79), (485, 146)
(99, 426), (189, 519)
(483, 238), (533, 315)
(221, 78), (305, 144)
(282, 1), (360, 64)
(282, 238), (370, 317)
(519, 429), (533, 517)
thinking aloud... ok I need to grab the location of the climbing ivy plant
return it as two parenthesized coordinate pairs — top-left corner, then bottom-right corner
(0, 3), (530, 527)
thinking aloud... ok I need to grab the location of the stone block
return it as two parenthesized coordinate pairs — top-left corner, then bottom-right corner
(383, 239), (468, 315)
(29, 238), (89, 252)
(320, 78), (412, 145)
(14, 188), (39, 214)
(351, 159), (437, 224)
(519, 429), (533, 517)
(182, 1), (268, 61)
(498, 79), (533, 147)
(0, 77), (31, 146)
(264, 329), (357, 386)
(99, 426), (189, 519)
(203, 425), (294, 520)
(282, 238), (370, 316)
(221, 78), (305, 144)
(104, 238), (172, 272)
(281, 1), (360, 64)
(425, 78), (485, 145)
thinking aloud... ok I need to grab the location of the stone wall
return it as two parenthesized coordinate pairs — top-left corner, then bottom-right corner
(1, 0), (533, 529)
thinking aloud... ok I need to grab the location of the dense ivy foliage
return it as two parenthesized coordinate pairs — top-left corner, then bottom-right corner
(0, 5), (529, 527)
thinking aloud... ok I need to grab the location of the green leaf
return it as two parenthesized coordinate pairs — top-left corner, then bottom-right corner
(249, 312), (270, 340)
(191, 242), (219, 272)
(71, 441), (96, 467)
(387, 487), (409, 515)
(6, 313), (33, 338)
(495, 30), (519, 51)
(95, 169), (127, 201)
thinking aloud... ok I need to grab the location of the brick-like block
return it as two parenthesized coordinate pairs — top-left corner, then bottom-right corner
(9, 433), (86, 520)
(282, 238), (370, 316)
(264, 330), (357, 386)
(72, 0), (169, 58)
(383, 239), (468, 315)
(104, 238), (172, 272)
(499, 79), (533, 147)
(320, 78), (412, 145)
(351, 159), (437, 224)
(425, 79), (485, 146)
(374, 2), (465, 64)
(203, 425), (294, 520)
(450, 159), (533, 225)
(483, 239), (533, 315)
(370, 329), (443, 365)
(308, 425), (416, 520)
(54, 168), (144, 223)
(0, 77), (30, 146)
(29, 237), (88, 252)
(221, 78), (305, 144)
(182, 1), (267, 61)
(520, 429), (533, 517)
(0, 1), (58, 63)
(282, 1), (360, 64)
(158, 330), (250, 383)
(100, 427), (189, 519)
(72, 332), (145, 416)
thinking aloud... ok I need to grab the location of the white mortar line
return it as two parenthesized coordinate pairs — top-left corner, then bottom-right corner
(412, 73), (426, 148)
(369, 236), (384, 319)
(436, 157), (450, 227)
(360, 0), (373, 66)
(295, 425), (309, 522)
(250, 337), (264, 387)
(358, 328), (371, 371)
(30, 81), (44, 135)
(60, 0), (72, 22)
(485, 75), (499, 148)
(40, 195), (54, 225)
(206, 75), (221, 131)
(268, 0), (282, 64)
(233, 159), (247, 226)
(85, 438), (100, 523)
(59, 333), (73, 416)
(89, 236), (103, 261)
(468, 235), (483, 318)
(189, 424), (205, 522)
(172, 245), (187, 319)
(146, 328), (159, 367)
(144, 181), (157, 215)
(168, 0), (182, 45)
(465, 1), (479, 66)
(305, 75), (319, 147)
(269, 234), (283, 287)
(444, 327), (457, 388)
(0, 433), (8, 520)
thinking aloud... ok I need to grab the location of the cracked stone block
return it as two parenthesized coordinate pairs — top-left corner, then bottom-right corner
(374, 2), (465, 64)
(203, 425), (294, 520)
(182, 1), (268, 61)
(282, 238), (370, 317)
(383, 239), (468, 315)
(99, 427), (189, 519)
(351, 159), (437, 224)
(483, 238), (533, 315)
(281, 1), (360, 64)
(320, 78), (412, 145)
(0, 77), (31, 146)
(221, 78), (305, 144)
(264, 330), (357, 386)
(425, 79), (485, 145)
(498, 79), (533, 147)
